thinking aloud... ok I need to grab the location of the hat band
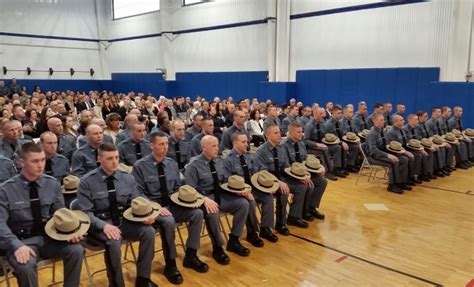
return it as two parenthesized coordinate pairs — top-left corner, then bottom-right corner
(132, 209), (156, 218)
(228, 185), (246, 191)
(305, 163), (320, 170)
(290, 170), (306, 177)
(178, 196), (198, 204)
(256, 179), (275, 188)
(65, 187), (77, 192)
(55, 220), (89, 235)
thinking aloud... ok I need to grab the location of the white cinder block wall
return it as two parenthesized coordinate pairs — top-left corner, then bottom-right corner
(1, 0), (473, 81)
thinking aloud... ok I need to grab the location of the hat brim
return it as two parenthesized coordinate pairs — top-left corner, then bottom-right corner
(220, 183), (251, 194)
(386, 146), (406, 154)
(406, 145), (424, 151)
(444, 139), (459, 145)
(123, 202), (161, 222)
(170, 192), (205, 208)
(342, 136), (360, 143)
(61, 187), (77, 194)
(462, 131), (474, 139)
(44, 211), (90, 241)
(250, 174), (279, 194)
(284, 167), (310, 180)
(322, 138), (341, 145)
(118, 163), (133, 174)
(303, 162), (324, 174)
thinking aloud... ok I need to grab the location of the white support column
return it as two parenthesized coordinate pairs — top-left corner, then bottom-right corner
(275, 0), (291, 82)
(160, 0), (181, 81)
(267, 0), (277, 82)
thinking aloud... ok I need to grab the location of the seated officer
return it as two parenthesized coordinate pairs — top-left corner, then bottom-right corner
(281, 123), (327, 221)
(324, 105), (360, 172)
(132, 131), (208, 282)
(190, 117), (216, 157)
(71, 124), (104, 177)
(281, 105), (300, 136)
(167, 119), (191, 171)
(47, 117), (77, 160)
(263, 104), (282, 131)
(254, 124), (308, 235)
(0, 142), (84, 287)
(304, 108), (344, 180)
(118, 122), (151, 166)
(77, 118), (114, 147)
(449, 106), (473, 161)
(77, 142), (157, 287)
(185, 135), (250, 265)
(40, 132), (70, 182)
(366, 114), (410, 194)
(417, 111), (450, 176)
(0, 155), (17, 183)
(0, 120), (22, 163)
(403, 114), (435, 181)
(220, 110), (251, 153)
(223, 132), (277, 246)
(353, 101), (370, 133)
(386, 115), (421, 185)
(426, 107), (457, 170)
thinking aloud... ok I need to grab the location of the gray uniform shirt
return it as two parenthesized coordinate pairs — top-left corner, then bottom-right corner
(77, 168), (139, 231)
(184, 126), (201, 142)
(167, 136), (191, 169)
(118, 138), (152, 166)
(448, 116), (464, 131)
(425, 118), (444, 136)
(280, 138), (308, 164)
(386, 126), (409, 146)
(281, 115), (298, 135)
(304, 118), (327, 148)
(366, 126), (389, 159)
(220, 125), (250, 152)
(184, 154), (226, 195)
(263, 117), (281, 131)
(132, 155), (180, 204)
(353, 112), (369, 132)
(253, 142), (290, 179)
(0, 156), (17, 183)
(0, 174), (64, 251)
(57, 134), (77, 160)
(324, 118), (345, 139)
(223, 149), (255, 179)
(71, 143), (99, 177)
(115, 128), (130, 145)
(45, 153), (70, 182)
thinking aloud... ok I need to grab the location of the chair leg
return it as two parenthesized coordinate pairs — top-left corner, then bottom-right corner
(218, 215), (229, 242)
(51, 260), (56, 284)
(177, 225), (186, 253)
(128, 243), (138, 263)
(83, 254), (94, 287)
(1, 257), (11, 287)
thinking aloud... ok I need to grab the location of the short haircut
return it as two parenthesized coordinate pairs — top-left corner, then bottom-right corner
(288, 122), (302, 130)
(407, 114), (417, 121)
(373, 113), (384, 121)
(431, 107), (441, 112)
(266, 104), (276, 112)
(416, 110), (427, 117)
(231, 131), (247, 143)
(20, 142), (43, 159)
(40, 131), (57, 142)
(193, 113), (203, 121)
(264, 123), (278, 135)
(149, 131), (168, 143)
(98, 142), (118, 156)
(373, 103), (383, 109)
(170, 119), (184, 130)
(441, 106), (451, 112)
(333, 105), (342, 112)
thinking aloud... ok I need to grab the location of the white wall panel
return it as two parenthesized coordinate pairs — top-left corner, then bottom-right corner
(289, 0), (460, 81)
(0, 0), (103, 79)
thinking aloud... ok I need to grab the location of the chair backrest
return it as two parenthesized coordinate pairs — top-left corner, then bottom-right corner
(69, 198), (79, 210)
(359, 143), (372, 169)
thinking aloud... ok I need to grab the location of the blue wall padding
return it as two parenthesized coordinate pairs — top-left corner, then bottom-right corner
(174, 71), (268, 102)
(258, 82), (296, 105)
(111, 73), (167, 95)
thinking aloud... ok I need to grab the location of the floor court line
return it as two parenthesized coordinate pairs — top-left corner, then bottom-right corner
(289, 233), (443, 287)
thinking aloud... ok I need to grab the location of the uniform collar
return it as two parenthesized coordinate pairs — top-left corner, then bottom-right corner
(98, 168), (116, 181)
(19, 173), (43, 188)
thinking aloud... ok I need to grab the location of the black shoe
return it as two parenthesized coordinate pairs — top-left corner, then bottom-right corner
(347, 166), (359, 173)
(310, 209), (325, 220)
(420, 175), (431, 182)
(183, 249), (209, 273)
(444, 167), (453, 172)
(407, 180), (416, 186)
(413, 178), (422, 184)
(226, 234), (251, 257)
(212, 247), (230, 265)
(136, 276), (158, 287)
(429, 174), (437, 180)
(456, 163), (468, 170)
(302, 213), (314, 221)
(275, 225), (290, 236)
(246, 233), (264, 247)
(259, 227), (278, 242)
(397, 184), (412, 191)
(387, 185), (403, 194)
(164, 262), (183, 285)
(287, 216), (309, 228)
(326, 173), (338, 181)
(333, 170), (347, 178)
(435, 170), (445, 177)
(342, 169), (350, 175)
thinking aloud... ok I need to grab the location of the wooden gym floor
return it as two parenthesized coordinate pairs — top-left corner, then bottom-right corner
(2, 168), (473, 287)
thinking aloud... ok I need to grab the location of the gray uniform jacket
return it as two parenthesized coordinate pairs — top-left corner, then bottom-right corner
(366, 126), (389, 159)
(353, 112), (369, 132)
(304, 118), (327, 148)
(184, 126), (201, 142)
(223, 149), (256, 179)
(57, 134), (77, 160)
(0, 174), (64, 251)
(71, 143), (99, 177)
(167, 137), (191, 169)
(118, 138), (152, 166)
(280, 138), (308, 164)
(45, 153), (70, 182)
(281, 115), (298, 136)
(220, 125), (250, 152)
(185, 154), (226, 195)
(253, 142), (290, 179)
(0, 156), (17, 183)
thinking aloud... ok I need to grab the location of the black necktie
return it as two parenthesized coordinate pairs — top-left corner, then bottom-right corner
(175, 141), (183, 169)
(106, 176), (120, 226)
(411, 128), (415, 137)
(347, 119), (353, 132)
(380, 130), (386, 146)
(94, 149), (100, 167)
(335, 121), (342, 139)
(386, 114), (391, 125)
(272, 147), (281, 178)
(208, 160), (221, 204)
(239, 155), (251, 184)
(436, 121), (442, 135)
(29, 182), (43, 235)
(45, 159), (53, 176)
(135, 142), (142, 160)
(422, 123), (429, 137)
(458, 119), (463, 131)
(400, 129), (407, 145)
(10, 143), (16, 153)
(316, 122), (322, 141)
(294, 142), (302, 163)
(362, 116), (368, 129)
(444, 118), (449, 131)
(157, 162), (170, 206)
